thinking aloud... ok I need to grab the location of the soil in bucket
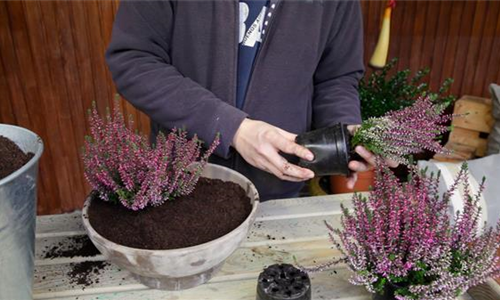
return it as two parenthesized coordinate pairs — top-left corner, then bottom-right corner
(88, 177), (252, 250)
(0, 135), (34, 180)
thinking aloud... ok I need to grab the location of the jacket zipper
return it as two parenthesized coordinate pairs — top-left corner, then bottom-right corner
(241, 0), (282, 112)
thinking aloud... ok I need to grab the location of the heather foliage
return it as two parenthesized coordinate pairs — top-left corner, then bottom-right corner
(82, 103), (219, 210)
(329, 163), (500, 300)
(351, 96), (452, 165)
(359, 57), (455, 120)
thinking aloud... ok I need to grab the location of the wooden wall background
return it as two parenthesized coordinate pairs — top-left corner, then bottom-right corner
(1, 0), (500, 215)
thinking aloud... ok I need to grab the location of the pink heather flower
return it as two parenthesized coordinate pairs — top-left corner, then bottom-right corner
(351, 96), (453, 165)
(324, 162), (500, 299)
(82, 102), (220, 210)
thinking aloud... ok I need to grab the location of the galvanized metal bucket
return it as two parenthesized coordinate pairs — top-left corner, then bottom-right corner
(0, 124), (43, 300)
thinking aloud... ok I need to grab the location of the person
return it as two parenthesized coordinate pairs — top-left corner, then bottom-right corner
(106, 0), (390, 201)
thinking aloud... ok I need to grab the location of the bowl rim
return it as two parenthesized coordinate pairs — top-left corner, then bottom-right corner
(81, 163), (260, 254)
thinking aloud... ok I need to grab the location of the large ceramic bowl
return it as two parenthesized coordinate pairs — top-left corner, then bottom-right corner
(82, 163), (259, 290)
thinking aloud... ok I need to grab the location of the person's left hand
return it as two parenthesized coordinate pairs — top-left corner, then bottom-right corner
(346, 125), (399, 189)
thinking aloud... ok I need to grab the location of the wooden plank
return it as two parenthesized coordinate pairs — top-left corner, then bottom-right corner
(428, 1), (452, 92)
(0, 1), (31, 129)
(483, 7), (500, 98)
(452, 1), (476, 98)
(439, 0), (465, 94)
(22, 0), (71, 215)
(408, 0), (428, 70)
(54, 0), (89, 211)
(395, 1), (417, 72)
(461, 0), (488, 97)
(471, 1), (500, 97)
(448, 127), (488, 157)
(85, 0), (113, 109)
(419, 0), (440, 72)
(37, 0), (82, 213)
(36, 211), (85, 237)
(6, 1), (65, 215)
(0, 56), (16, 125)
(452, 96), (494, 133)
(433, 141), (475, 162)
(255, 194), (354, 221)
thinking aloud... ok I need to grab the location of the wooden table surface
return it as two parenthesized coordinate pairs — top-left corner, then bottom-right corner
(34, 194), (500, 300)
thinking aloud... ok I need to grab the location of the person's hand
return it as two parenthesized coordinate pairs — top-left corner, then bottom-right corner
(346, 125), (399, 189)
(232, 119), (315, 182)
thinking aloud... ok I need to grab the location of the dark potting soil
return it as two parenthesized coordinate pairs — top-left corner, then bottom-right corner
(0, 135), (34, 180)
(67, 261), (110, 286)
(88, 178), (252, 250)
(43, 235), (100, 259)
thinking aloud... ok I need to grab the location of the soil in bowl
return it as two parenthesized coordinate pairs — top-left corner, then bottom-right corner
(0, 135), (34, 180)
(88, 177), (252, 250)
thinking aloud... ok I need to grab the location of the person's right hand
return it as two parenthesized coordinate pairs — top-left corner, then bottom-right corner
(232, 119), (315, 182)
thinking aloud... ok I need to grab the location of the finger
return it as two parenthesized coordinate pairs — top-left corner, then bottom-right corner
(386, 158), (399, 168)
(348, 160), (370, 173)
(355, 146), (377, 167)
(346, 124), (361, 135)
(261, 157), (307, 182)
(267, 150), (315, 180)
(273, 133), (314, 161)
(346, 172), (358, 190)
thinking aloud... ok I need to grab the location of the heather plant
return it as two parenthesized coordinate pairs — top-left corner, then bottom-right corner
(351, 96), (453, 165)
(82, 103), (220, 210)
(324, 163), (500, 300)
(359, 57), (455, 120)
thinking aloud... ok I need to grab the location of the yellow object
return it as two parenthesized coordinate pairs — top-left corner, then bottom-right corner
(369, 2), (394, 69)
(308, 177), (328, 196)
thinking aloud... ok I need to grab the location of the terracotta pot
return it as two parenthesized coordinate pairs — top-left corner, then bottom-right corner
(82, 163), (259, 291)
(329, 169), (375, 194)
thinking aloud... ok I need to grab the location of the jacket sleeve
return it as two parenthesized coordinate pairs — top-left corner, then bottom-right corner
(312, 0), (365, 128)
(105, 1), (247, 158)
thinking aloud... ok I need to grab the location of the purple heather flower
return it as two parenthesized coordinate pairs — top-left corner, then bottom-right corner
(352, 96), (453, 165)
(325, 162), (500, 299)
(82, 102), (220, 210)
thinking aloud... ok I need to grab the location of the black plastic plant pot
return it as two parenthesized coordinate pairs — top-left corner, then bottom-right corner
(256, 264), (311, 300)
(295, 123), (351, 176)
(372, 283), (400, 300)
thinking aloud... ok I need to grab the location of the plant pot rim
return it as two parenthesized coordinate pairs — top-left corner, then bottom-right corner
(0, 124), (44, 186)
(81, 163), (260, 254)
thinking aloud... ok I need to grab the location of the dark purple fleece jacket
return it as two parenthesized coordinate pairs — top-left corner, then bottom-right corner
(105, 0), (364, 201)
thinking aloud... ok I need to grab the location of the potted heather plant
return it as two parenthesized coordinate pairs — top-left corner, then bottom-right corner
(297, 96), (452, 176)
(81, 103), (259, 290)
(322, 163), (500, 300)
(329, 58), (455, 193)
